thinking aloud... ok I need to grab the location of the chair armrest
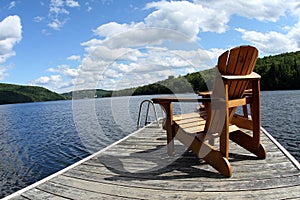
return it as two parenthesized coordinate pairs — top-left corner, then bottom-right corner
(198, 91), (212, 96)
(152, 97), (212, 104)
(222, 72), (261, 81)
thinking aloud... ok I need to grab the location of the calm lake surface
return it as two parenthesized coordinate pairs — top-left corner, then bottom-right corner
(0, 90), (299, 198)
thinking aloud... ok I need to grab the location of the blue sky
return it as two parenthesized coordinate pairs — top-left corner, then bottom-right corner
(0, 0), (300, 93)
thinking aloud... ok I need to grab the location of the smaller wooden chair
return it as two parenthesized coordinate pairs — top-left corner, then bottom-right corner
(152, 45), (266, 177)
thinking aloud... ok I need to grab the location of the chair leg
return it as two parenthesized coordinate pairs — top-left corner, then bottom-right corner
(166, 126), (175, 156)
(160, 102), (175, 156)
(203, 149), (232, 178)
(242, 104), (248, 118)
(175, 126), (232, 177)
(230, 130), (266, 159)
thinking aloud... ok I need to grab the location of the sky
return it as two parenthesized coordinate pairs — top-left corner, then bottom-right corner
(0, 0), (300, 93)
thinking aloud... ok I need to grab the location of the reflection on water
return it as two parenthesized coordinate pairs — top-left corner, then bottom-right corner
(0, 91), (299, 198)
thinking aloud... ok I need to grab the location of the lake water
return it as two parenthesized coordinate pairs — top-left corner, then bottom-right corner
(0, 91), (299, 198)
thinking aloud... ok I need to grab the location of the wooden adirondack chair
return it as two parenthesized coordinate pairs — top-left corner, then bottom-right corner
(152, 45), (266, 177)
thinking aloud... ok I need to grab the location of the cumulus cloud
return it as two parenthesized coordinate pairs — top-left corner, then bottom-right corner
(0, 16), (22, 48)
(36, 75), (62, 84)
(0, 15), (22, 80)
(33, 76), (52, 84)
(198, 0), (288, 22)
(200, 0), (300, 54)
(74, 26), (218, 90)
(145, 1), (229, 39)
(67, 55), (81, 61)
(31, 64), (80, 92)
(30, 74), (73, 91)
(47, 65), (78, 77)
(236, 26), (300, 54)
(143, 0), (300, 55)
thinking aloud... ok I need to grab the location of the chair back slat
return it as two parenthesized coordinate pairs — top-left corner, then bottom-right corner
(215, 45), (258, 100)
(217, 50), (229, 74)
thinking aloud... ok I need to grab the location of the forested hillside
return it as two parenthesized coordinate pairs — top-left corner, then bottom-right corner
(0, 83), (66, 105)
(255, 51), (300, 90)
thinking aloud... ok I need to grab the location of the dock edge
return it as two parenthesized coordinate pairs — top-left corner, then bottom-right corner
(261, 127), (300, 170)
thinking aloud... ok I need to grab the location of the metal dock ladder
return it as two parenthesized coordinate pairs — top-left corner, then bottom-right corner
(137, 99), (160, 128)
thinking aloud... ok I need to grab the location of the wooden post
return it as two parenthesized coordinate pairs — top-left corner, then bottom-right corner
(220, 82), (229, 159)
(251, 79), (261, 148)
(160, 102), (175, 156)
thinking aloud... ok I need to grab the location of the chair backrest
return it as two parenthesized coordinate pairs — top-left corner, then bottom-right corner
(214, 45), (258, 100)
(205, 46), (258, 134)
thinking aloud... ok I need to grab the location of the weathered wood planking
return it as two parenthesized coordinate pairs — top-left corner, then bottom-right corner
(3, 122), (300, 200)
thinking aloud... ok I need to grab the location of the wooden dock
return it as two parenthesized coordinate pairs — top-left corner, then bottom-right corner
(3, 122), (300, 199)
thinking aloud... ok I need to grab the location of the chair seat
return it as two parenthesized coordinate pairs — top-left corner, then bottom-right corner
(173, 112), (240, 138)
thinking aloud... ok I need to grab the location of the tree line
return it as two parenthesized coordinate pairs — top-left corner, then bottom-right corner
(0, 83), (66, 104)
(255, 51), (300, 90)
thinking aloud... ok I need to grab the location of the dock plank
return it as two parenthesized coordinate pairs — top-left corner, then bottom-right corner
(3, 122), (300, 199)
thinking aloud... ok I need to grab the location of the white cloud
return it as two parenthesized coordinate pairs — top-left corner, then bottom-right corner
(145, 1), (229, 39)
(93, 22), (145, 39)
(236, 27), (300, 54)
(67, 55), (81, 61)
(287, 21), (300, 47)
(143, 0), (300, 41)
(289, 1), (300, 18)
(0, 15), (22, 43)
(30, 74), (72, 91)
(85, 2), (92, 12)
(49, 0), (69, 16)
(34, 16), (44, 23)
(66, 0), (79, 7)
(47, 0), (79, 30)
(32, 63), (80, 92)
(75, 27), (220, 91)
(33, 76), (51, 84)
(8, 1), (16, 9)
(83, 45), (144, 62)
(47, 18), (67, 30)
(0, 15), (22, 81)
(47, 65), (78, 77)
(143, 0), (300, 55)
(0, 66), (10, 80)
(198, 0), (288, 22)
